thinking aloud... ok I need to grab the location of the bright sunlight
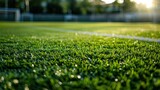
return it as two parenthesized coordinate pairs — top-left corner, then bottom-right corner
(102, 0), (153, 8)
(101, 0), (115, 4)
(102, 0), (124, 4)
(132, 0), (153, 8)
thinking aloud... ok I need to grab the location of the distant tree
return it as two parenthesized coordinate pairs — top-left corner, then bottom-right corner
(111, 0), (121, 13)
(61, 0), (93, 15)
(90, 0), (106, 14)
(79, 0), (92, 15)
(0, 0), (5, 7)
(0, 0), (137, 14)
(0, 0), (24, 12)
(8, 0), (16, 8)
(60, 0), (69, 14)
(30, 0), (43, 14)
(122, 0), (136, 12)
(67, 0), (81, 14)
(47, 0), (63, 14)
(0, 0), (17, 8)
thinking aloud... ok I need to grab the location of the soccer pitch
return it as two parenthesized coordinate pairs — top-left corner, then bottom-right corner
(0, 22), (160, 90)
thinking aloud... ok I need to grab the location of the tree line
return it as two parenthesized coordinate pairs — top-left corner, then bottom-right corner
(0, 0), (154, 15)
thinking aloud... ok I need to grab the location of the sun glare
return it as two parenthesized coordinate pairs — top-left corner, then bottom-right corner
(102, 0), (115, 4)
(132, 0), (153, 8)
(102, 0), (153, 8)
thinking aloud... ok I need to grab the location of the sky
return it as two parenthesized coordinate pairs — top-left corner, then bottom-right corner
(102, 0), (153, 8)
(101, 0), (115, 4)
(132, 0), (153, 8)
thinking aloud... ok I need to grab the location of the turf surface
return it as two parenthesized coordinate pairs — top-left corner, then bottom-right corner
(0, 22), (160, 90)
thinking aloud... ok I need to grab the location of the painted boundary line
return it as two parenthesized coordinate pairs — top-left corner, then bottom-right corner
(81, 32), (160, 43)
(33, 26), (160, 43)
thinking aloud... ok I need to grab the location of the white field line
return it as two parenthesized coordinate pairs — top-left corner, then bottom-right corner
(33, 26), (160, 43)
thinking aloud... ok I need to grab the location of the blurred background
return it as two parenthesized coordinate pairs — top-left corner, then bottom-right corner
(0, 0), (160, 22)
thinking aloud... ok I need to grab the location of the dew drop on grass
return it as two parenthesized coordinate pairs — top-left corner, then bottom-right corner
(126, 72), (129, 75)
(77, 75), (81, 79)
(44, 75), (46, 77)
(25, 84), (29, 90)
(0, 76), (4, 82)
(55, 70), (62, 76)
(7, 82), (12, 87)
(13, 79), (19, 84)
(70, 75), (74, 78)
(88, 57), (92, 62)
(33, 70), (36, 73)
(75, 64), (78, 67)
(115, 78), (118, 82)
(59, 81), (62, 85)
(32, 64), (34, 67)
(73, 68), (76, 72)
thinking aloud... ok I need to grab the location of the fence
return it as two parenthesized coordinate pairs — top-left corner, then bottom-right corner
(0, 12), (160, 22)
(19, 13), (160, 22)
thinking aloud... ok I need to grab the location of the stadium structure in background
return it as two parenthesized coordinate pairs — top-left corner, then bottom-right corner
(0, 0), (160, 22)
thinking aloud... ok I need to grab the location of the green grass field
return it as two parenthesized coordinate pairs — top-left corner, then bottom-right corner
(0, 22), (160, 90)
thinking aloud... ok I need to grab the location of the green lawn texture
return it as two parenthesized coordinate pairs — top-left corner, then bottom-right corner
(0, 22), (160, 90)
